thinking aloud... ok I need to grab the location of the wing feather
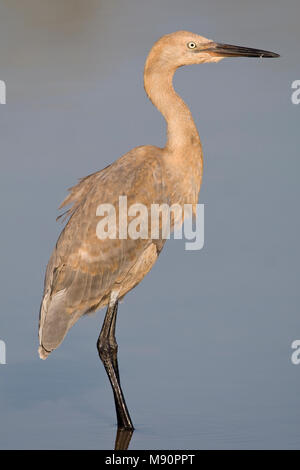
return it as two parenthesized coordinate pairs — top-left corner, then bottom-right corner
(39, 146), (166, 356)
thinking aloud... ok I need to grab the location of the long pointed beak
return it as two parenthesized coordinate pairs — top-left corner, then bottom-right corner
(203, 42), (280, 58)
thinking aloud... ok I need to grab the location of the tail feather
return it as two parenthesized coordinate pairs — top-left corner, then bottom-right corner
(38, 289), (76, 358)
(38, 345), (51, 360)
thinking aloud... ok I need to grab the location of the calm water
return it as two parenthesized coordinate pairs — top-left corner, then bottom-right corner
(0, 0), (299, 449)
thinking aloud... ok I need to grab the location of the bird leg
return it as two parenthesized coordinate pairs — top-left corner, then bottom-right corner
(114, 427), (134, 451)
(97, 299), (134, 430)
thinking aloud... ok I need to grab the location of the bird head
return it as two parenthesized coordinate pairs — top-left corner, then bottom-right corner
(149, 31), (279, 69)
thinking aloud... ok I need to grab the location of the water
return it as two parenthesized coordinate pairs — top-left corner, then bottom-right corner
(0, 0), (299, 449)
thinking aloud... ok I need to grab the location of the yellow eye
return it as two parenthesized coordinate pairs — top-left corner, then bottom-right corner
(187, 41), (196, 49)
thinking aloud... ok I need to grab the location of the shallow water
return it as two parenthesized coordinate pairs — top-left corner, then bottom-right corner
(0, 0), (299, 449)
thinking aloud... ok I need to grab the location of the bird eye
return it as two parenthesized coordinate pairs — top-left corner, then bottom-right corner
(187, 42), (196, 49)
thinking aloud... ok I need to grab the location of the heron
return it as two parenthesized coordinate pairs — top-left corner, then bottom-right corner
(38, 31), (279, 433)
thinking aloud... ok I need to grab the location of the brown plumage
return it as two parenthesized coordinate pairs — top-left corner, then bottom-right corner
(39, 147), (169, 355)
(38, 31), (279, 432)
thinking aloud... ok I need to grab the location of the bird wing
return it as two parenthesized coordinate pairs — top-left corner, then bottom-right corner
(39, 146), (167, 356)
(56, 167), (110, 221)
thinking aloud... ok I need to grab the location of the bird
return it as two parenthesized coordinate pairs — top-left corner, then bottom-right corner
(38, 31), (279, 432)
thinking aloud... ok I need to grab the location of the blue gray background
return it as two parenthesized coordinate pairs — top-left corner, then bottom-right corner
(0, 0), (299, 449)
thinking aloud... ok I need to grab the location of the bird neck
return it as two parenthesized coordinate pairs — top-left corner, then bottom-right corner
(144, 60), (200, 154)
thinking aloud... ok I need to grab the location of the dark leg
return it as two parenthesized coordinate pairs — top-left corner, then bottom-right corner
(114, 428), (134, 451)
(97, 298), (134, 430)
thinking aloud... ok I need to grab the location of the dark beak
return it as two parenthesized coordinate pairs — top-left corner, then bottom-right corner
(203, 42), (280, 58)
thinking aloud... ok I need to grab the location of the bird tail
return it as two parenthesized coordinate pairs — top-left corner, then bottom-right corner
(38, 345), (51, 360)
(38, 288), (80, 359)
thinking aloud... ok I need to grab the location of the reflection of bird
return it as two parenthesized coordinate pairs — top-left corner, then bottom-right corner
(38, 31), (279, 432)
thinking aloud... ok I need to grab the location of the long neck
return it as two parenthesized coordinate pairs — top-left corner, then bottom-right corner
(144, 59), (200, 153)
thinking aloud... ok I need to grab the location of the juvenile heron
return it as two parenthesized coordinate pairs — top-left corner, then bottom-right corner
(38, 31), (279, 432)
